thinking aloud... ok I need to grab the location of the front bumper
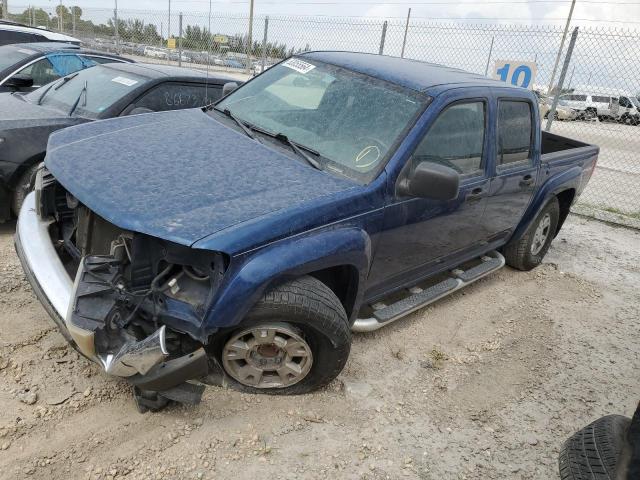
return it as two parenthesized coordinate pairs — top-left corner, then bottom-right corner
(14, 192), (208, 389)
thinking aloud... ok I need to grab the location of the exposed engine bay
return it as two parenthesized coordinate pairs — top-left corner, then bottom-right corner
(37, 168), (228, 411)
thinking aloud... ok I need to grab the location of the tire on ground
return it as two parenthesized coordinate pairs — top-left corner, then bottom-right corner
(504, 196), (560, 271)
(559, 414), (630, 480)
(11, 163), (40, 217)
(213, 275), (351, 395)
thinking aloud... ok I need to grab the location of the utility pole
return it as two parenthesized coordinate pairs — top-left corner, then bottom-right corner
(246, 0), (254, 74)
(401, 8), (411, 58)
(548, 0), (576, 93)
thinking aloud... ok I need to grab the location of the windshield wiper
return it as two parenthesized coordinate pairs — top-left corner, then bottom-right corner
(273, 133), (322, 171)
(216, 107), (259, 142)
(37, 72), (79, 105)
(68, 80), (88, 117)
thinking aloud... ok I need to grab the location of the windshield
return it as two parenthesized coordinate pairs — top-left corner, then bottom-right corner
(216, 57), (428, 182)
(631, 96), (640, 108)
(26, 65), (147, 118)
(0, 45), (36, 71)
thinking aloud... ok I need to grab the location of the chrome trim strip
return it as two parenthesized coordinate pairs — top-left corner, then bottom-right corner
(352, 251), (506, 333)
(16, 192), (73, 320)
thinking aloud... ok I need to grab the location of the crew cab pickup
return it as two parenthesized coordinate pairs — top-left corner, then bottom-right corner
(14, 52), (599, 410)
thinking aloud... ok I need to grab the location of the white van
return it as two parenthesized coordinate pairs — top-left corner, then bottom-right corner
(559, 88), (639, 123)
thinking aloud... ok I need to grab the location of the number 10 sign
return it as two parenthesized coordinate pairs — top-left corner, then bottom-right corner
(493, 60), (537, 89)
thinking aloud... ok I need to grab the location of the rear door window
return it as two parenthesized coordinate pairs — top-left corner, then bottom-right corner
(497, 100), (533, 169)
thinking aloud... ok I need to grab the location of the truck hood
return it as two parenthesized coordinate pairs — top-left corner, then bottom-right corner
(45, 108), (358, 247)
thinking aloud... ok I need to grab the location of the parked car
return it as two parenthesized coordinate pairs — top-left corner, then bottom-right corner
(223, 58), (245, 69)
(0, 42), (132, 93)
(143, 46), (168, 60)
(14, 52), (598, 411)
(0, 19), (80, 46)
(539, 96), (578, 121)
(0, 62), (237, 221)
(559, 89), (639, 123)
(168, 51), (192, 63)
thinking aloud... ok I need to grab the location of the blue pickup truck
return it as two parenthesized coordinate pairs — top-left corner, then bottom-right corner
(15, 52), (598, 409)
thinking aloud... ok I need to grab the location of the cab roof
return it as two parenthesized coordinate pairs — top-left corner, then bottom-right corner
(300, 51), (519, 94)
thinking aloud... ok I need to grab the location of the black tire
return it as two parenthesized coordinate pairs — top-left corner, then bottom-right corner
(559, 415), (630, 480)
(504, 196), (560, 271)
(11, 163), (40, 217)
(212, 275), (351, 395)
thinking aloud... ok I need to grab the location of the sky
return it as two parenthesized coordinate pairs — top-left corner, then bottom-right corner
(12, 0), (640, 27)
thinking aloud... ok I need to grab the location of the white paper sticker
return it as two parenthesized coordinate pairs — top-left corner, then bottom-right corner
(282, 58), (316, 74)
(17, 48), (37, 55)
(111, 76), (139, 87)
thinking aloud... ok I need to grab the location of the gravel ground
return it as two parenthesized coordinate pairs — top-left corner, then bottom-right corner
(0, 215), (638, 480)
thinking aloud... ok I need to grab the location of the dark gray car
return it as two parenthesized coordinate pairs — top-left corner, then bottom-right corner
(0, 61), (238, 221)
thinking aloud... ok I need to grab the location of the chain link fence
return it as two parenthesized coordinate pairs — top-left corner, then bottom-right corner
(7, 4), (640, 223)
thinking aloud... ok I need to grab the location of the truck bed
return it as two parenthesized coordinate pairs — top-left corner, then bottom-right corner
(541, 130), (590, 155)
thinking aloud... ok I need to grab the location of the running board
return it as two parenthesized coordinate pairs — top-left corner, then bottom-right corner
(352, 251), (505, 333)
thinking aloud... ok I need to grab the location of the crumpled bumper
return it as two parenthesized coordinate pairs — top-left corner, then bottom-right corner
(14, 192), (208, 391)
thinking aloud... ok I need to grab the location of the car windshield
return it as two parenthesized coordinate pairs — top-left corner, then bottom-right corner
(26, 65), (147, 118)
(215, 57), (429, 182)
(631, 96), (640, 108)
(0, 44), (36, 71)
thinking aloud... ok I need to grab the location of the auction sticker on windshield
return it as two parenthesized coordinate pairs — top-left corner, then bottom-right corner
(282, 58), (316, 74)
(111, 76), (138, 87)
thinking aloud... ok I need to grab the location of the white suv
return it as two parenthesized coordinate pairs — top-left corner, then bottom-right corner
(0, 21), (80, 46)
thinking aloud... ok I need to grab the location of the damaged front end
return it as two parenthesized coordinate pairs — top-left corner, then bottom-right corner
(16, 167), (229, 411)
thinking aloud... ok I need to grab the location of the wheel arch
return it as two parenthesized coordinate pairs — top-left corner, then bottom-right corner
(199, 227), (372, 341)
(554, 188), (576, 237)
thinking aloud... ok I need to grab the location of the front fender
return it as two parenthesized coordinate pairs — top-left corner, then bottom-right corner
(199, 227), (372, 340)
(510, 166), (582, 242)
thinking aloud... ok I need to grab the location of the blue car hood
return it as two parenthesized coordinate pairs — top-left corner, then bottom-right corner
(45, 108), (357, 247)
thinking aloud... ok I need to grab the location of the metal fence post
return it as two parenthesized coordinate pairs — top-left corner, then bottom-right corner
(246, 0), (255, 74)
(379, 21), (387, 55)
(58, 0), (62, 32)
(261, 16), (269, 73)
(114, 0), (120, 54)
(1, 0), (8, 20)
(545, 27), (579, 131)
(401, 8), (411, 58)
(178, 13), (183, 67)
(72, 8), (76, 36)
(484, 36), (495, 76)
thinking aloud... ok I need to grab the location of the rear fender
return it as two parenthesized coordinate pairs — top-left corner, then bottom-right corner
(199, 227), (372, 340)
(510, 166), (582, 243)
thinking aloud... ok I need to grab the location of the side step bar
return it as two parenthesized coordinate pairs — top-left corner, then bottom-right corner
(352, 251), (505, 333)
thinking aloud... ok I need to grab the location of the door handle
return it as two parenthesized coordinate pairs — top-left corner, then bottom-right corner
(519, 175), (535, 187)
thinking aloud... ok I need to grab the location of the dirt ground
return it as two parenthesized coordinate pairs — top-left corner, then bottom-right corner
(0, 215), (638, 480)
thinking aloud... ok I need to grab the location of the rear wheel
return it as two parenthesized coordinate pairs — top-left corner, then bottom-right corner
(504, 197), (560, 271)
(214, 276), (351, 395)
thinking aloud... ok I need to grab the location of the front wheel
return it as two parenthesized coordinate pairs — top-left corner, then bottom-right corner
(504, 197), (560, 271)
(214, 276), (351, 395)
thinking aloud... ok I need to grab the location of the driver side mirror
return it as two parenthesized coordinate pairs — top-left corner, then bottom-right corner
(5, 74), (34, 90)
(222, 82), (239, 97)
(398, 161), (460, 201)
